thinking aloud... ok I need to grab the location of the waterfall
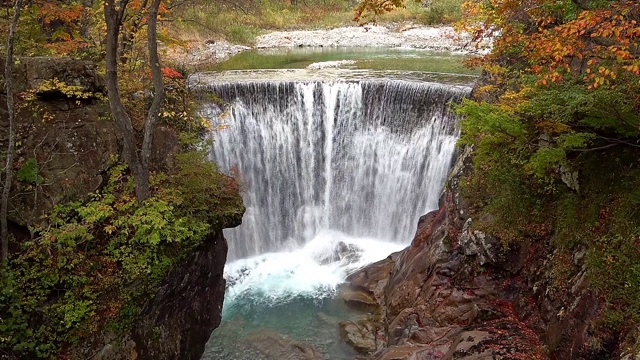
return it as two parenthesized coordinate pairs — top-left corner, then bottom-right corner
(198, 79), (470, 260)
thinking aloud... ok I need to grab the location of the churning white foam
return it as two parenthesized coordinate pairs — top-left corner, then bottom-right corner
(223, 230), (405, 310)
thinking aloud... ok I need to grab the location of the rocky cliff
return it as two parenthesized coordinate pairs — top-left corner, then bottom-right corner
(0, 57), (240, 360)
(340, 146), (633, 359)
(72, 230), (232, 360)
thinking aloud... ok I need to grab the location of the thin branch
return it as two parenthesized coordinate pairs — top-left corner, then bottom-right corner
(1, 0), (22, 268)
(567, 136), (640, 152)
(567, 142), (622, 152)
(595, 135), (640, 148)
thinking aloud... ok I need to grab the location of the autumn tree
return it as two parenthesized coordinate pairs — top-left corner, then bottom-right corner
(454, 0), (640, 333)
(455, 0), (640, 182)
(104, 0), (165, 203)
(353, 0), (406, 23)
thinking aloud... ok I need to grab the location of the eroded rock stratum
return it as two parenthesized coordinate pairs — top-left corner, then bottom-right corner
(340, 147), (611, 360)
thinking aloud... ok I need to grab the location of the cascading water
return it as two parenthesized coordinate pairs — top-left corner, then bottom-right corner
(194, 72), (471, 359)
(202, 79), (468, 260)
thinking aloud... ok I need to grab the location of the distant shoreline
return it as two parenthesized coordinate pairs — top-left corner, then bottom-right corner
(167, 24), (492, 69)
(255, 25), (490, 54)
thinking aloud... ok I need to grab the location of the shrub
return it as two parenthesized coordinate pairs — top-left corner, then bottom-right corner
(0, 153), (243, 358)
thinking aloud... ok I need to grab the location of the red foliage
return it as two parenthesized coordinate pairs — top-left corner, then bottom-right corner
(161, 67), (184, 79)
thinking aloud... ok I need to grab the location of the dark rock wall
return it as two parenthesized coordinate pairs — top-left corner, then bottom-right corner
(74, 231), (231, 360)
(133, 230), (229, 360)
(0, 58), (118, 227)
(1, 57), (180, 227)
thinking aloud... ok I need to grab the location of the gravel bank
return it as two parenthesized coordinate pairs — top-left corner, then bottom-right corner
(169, 24), (491, 68)
(255, 25), (491, 54)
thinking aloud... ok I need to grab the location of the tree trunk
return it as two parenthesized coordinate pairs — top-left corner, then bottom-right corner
(104, 0), (149, 203)
(104, 0), (163, 204)
(80, 0), (93, 39)
(141, 0), (165, 182)
(1, 0), (22, 268)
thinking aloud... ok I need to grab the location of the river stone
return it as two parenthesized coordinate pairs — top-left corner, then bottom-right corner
(621, 326), (640, 360)
(254, 25), (492, 54)
(339, 320), (377, 354)
(319, 241), (362, 265)
(458, 218), (500, 266)
(246, 331), (323, 360)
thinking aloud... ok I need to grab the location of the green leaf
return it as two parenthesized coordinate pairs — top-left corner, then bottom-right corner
(16, 159), (44, 185)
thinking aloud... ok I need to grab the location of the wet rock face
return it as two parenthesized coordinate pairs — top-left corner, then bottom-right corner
(341, 147), (603, 359)
(339, 320), (378, 353)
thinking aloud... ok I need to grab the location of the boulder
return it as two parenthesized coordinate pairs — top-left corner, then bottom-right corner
(339, 320), (377, 354)
(458, 218), (501, 266)
(246, 331), (323, 360)
(0, 57), (105, 96)
(319, 241), (362, 265)
(339, 285), (378, 312)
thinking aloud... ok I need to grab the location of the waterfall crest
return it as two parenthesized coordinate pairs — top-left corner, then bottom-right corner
(199, 79), (470, 260)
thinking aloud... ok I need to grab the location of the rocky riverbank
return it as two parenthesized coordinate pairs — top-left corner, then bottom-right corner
(254, 24), (490, 53)
(167, 24), (491, 69)
(337, 146), (640, 359)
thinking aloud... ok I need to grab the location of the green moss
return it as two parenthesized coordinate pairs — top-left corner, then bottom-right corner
(458, 81), (640, 331)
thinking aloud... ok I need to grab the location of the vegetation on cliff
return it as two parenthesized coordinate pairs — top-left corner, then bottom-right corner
(455, 0), (640, 340)
(0, 1), (244, 358)
(2, 153), (242, 357)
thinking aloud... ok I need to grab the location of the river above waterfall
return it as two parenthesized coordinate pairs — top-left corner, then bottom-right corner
(190, 68), (476, 88)
(204, 47), (479, 75)
(198, 56), (470, 359)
